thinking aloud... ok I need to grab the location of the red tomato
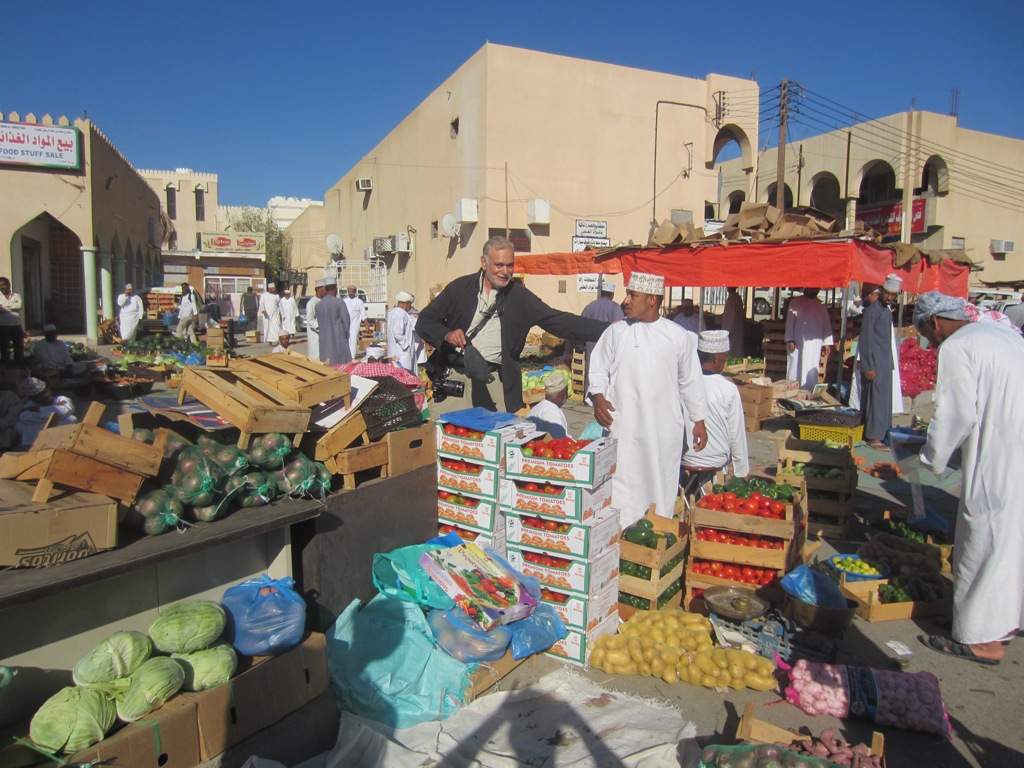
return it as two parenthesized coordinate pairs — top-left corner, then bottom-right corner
(758, 497), (772, 510)
(741, 500), (759, 514)
(723, 503), (738, 513)
(538, 448), (555, 458)
(455, 426), (470, 437)
(443, 424), (458, 435)
(438, 490), (451, 501)
(741, 567), (755, 579)
(770, 501), (786, 515)
(709, 561), (723, 573)
(749, 492), (763, 504)
(723, 492), (738, 504)
(544, 520), (559, 531)
(523, 482), (540, 492)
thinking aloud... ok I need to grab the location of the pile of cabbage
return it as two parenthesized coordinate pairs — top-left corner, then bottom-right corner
(127, 433), (333, 535)
(29, 601), (236, 755)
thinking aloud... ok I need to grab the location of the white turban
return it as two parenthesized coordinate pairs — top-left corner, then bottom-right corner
(627, 272), (665, 295)
(396, 291), (414, 303)
(542, 372), (567, 395)
(883, 273), (903, 293)
(914, 291), (969, 326)
(698, 330), (730, 354)
(24, 377), (46, 396)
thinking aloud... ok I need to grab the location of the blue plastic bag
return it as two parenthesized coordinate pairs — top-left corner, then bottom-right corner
(506, 604), (567, 660)
(221, 574), (306, 655)
(371, 532), (461, 610)
(780, 565), (848, 610)
(427, 607), (511, 663)
(328, 595), (472, 729)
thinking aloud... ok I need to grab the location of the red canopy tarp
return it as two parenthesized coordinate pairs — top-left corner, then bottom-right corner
(515, 239), (969, 297)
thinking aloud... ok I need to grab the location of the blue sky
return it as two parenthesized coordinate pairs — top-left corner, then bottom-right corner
(7, 1), (1021, 207)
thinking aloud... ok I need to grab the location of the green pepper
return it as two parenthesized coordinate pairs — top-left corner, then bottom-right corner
(622, 525), (647, 544)
(621, 560), (638, 576)
(712, 483), (725, 494)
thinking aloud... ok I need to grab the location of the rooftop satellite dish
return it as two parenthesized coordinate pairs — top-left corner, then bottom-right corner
(326, 233), (343, 255)
(441, 213), (459, 238)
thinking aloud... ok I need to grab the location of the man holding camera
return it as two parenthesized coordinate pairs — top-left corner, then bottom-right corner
(417, 235), (608, 416)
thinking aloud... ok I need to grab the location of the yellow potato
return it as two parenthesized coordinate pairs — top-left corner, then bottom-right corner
(638, 661), (652, 677)
(605, 650), (630, 666)
(642, 646), (657, 663)
(660, 647), (681, 665)
(627, 637), (643, 662)
(696, 640), (713, 653)
(649, 628), (666, 644)
(717, 671), (732, 686)
(711, 649), (729, 669)
(729, 677), (747, 691)
(612, 662), (639, 676)
(742, 652), (759, 670)
(743, 671), (777, 691)
(700, 674), (719, 687)
(678, 611), (704, 625)
(754, 657), (775, 678)
(590, 648), (606, 668)
(728, 661), (745, 680)
(661, 665), (678, 684)
(681, 635), (698, 651)
(664, 634), (682, 648)
(694, 652), (717, 675)
(605, 635), (626, 651)
(651, 658), (665, 678)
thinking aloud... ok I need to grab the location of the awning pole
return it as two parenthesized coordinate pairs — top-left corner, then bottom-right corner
(837, 285), (850, 395)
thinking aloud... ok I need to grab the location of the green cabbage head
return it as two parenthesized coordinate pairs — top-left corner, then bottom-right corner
(148, 600), (226, 653)
(115, 657), (185, 722)
(30, 686), (116, 753)
(172, 644), (237, 691)
(73, 630), (152, 686)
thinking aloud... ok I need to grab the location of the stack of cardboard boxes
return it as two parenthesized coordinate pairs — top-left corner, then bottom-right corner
(502, 435), (620, 666)
(435, 419), (536, 556)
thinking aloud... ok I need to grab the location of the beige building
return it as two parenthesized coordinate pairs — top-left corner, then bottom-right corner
(717, 110), (1024, 287)
(138, 169), (268, 300)
(284, 202), (329, 290)
(0, 111), (162, 338)
(324, 44), (758, 311)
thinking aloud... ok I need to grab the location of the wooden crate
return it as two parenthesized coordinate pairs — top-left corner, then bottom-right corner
(325, 441), (389, 489)
(839, 576), (952, 623)
(232, 353), (351, 407)
(776, 436), (858, 494)
(0, 403), (167, 503)
(618, 507), (687, 617)
(178, 368), (310, 448)
(682, 564), (783, 613)
(736, 702), (885, 760)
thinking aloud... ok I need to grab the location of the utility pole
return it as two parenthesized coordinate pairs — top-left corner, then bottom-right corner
(796, 144), (804, 204)
(775, 78), (789, 214)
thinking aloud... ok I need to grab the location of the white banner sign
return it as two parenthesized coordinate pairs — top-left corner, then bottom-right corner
(572, 236), (611, 253)
(575, 219), (608, 238)
(577, 274), (602, 292)
(0, 122), (80, 170)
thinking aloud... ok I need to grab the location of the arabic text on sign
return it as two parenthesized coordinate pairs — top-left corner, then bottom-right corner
(575, 220), (608, 238)
(572, 236), (611, 253)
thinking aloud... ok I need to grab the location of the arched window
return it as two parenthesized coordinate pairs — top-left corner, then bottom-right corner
(765, 183), (793, 210)
(917, 155), (949, 196)
(858, 161), (898, 205)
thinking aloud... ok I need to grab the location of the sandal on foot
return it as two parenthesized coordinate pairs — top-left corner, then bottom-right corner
(866, 441), (887, 449)
(918, 634), (1000, 665)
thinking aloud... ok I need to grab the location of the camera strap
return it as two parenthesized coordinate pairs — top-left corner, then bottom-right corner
(465, 294), (502, 345)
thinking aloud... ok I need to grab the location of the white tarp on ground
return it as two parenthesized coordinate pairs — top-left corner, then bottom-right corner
(243, 668), (695, 768)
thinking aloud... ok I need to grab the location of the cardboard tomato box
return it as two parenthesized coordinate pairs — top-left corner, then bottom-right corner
(504, 435), (616, 490)
(436, 418), (536, 466)
(437, 520), (507, 558)
(506, 542), (619, 597)
(498, 476), (612, 523)
(505, 505), (620, 560)
(438, 495), (501, 532)
(419, 541), (537, 631)
(436, 458), (500, 501)
(541, 578), (619, 632)
(544, 611), (619, 666)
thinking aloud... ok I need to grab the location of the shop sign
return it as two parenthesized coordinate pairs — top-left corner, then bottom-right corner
(572, 236), (611, 252)
(576, 220), (608, 238)
(0, 121), (81, 170)
(859, 198), (926, 236)
(200, 232), (266, 253)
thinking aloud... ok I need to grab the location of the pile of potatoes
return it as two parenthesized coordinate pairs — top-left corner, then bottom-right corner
(589, 609), (777, 690)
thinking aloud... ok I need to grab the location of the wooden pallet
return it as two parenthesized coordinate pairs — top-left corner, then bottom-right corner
(178, 368), (310, 448)
(232, 353), (351, 406)
(0, 403), (167, 503)
(325, 440), (389, 489)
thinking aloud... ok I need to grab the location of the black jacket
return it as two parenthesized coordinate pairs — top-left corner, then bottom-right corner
(417, 272), (608, 411)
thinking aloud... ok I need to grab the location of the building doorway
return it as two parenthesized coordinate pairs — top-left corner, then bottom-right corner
(20, 237), (44, 329)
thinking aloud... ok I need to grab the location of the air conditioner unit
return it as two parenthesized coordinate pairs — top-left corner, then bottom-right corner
(374, 236), (393, 255)
(392, 232), (410, 252)
(456, 197), (478, 224)
(356, 178), (373, 192)
(527, 198), (550, 226)
(990, 239), (1015, 254)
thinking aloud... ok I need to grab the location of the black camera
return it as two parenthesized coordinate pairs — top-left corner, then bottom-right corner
(431, 368), (465, 402)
